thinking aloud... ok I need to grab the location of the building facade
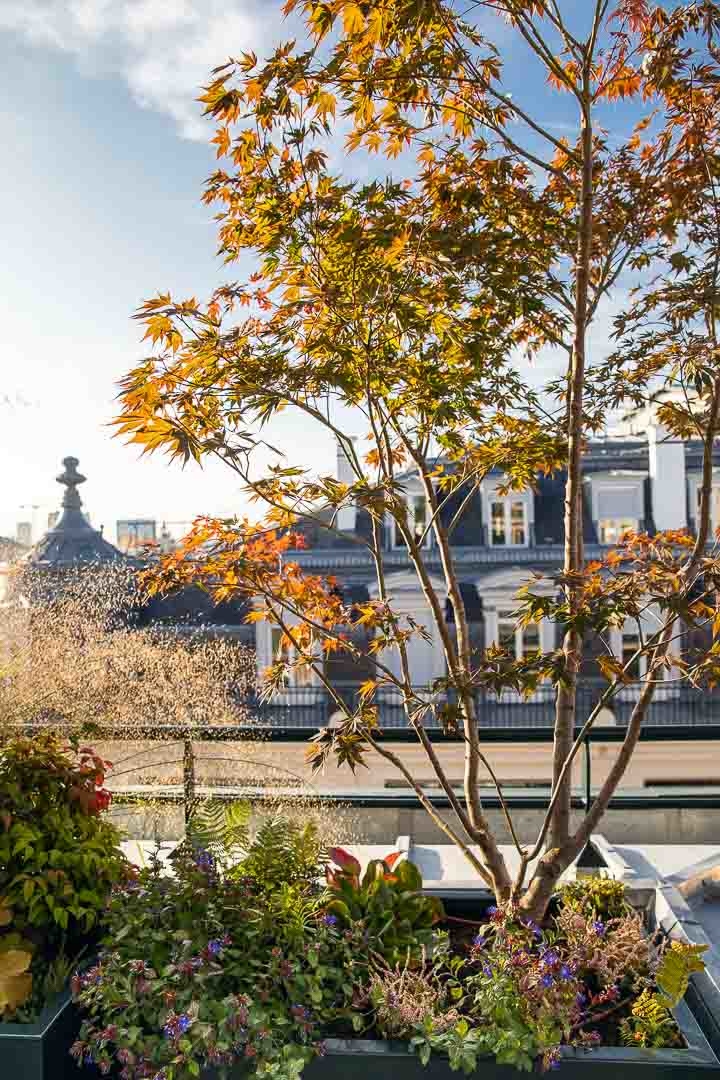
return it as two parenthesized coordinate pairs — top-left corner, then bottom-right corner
(253, 417), (720, 728)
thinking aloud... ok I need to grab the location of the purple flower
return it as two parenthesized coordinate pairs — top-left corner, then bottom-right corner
(544, 1046), (562, 1071)
(323, 914), (338, 927)
(540, 950), (558, 968)
(194, 849), (214, 871)
(163, 1012), (193, 1040)
(487, 906), (498, 916)
(482, 962), (493, 977)
(576, 992), (587, 1007)
(593, 919), (606, 936)
(559, 965), (573, 981)
(472, 932), (485, 948)
(207, 939), (224, 956)
(540, 973), (554, 989)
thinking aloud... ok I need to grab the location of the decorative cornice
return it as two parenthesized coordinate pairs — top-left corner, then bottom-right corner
(289, 544), (605, 572)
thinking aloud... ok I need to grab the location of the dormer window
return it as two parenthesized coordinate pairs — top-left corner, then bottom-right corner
(394, 493), (429, 548)
(586, 472), (644, 545)
(489, 497), (528, 547)
(689, 476), (720, 536)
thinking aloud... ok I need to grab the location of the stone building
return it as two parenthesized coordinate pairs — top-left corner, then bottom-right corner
(252, 416), (720, 728)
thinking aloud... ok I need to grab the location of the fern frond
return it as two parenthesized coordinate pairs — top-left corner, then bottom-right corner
(237, 814), (325, 891)
(632, 989), (670, 1026)
(186, 799), (251, 861)
(656, 941), (707, 1008)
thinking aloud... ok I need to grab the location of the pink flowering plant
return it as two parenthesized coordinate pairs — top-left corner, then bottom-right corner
(71, 845), (371, 1079)
(405, 901), (671, 1073)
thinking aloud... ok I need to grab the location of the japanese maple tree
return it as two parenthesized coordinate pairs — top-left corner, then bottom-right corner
(115, 0), (720, 917)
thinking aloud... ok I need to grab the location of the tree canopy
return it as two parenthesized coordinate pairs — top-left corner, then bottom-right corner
(115, 0), (720, 916)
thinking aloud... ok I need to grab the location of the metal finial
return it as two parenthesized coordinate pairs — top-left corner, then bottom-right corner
(56, 456), (86, 511)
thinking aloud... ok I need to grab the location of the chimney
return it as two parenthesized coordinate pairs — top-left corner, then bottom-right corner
(648, 422), (686, 531)
(336, 436), (357, 532)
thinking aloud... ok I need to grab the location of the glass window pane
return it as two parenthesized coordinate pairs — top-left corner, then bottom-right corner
(497, 611), (517, 657)
(412, 495), (427, 544)
(491, 501), (506, 545)
(270, 627), (290, 686)
(510, 501), (526, 545)
(522, 621), (540, 657)
(621, 630), (641, 680)
(697, 484), (720, 533)
(295, 661), (313, 687)
(599, 518), (637, 544)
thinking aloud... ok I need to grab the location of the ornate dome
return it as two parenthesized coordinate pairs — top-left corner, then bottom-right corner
(27, 457), (125, 568)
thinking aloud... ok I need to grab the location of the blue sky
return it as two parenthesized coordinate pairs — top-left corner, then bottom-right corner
(0, 1), (627, 545)
(0, 0), (328, 543)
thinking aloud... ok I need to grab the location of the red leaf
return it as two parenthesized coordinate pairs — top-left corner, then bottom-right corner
(328, 847), (361, 876)
(383, 851), (404, 870)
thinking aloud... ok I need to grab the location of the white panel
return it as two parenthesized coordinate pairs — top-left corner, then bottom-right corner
(648, 425), (686, 530)
(596, 486), (643, 520)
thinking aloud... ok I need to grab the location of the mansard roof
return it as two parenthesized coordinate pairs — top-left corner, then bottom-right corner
(287, 432), (720, 568)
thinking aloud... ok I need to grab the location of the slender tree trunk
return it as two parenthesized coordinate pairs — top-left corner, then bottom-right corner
(548, 82), (594, 855)
(413, 466), (512, 900)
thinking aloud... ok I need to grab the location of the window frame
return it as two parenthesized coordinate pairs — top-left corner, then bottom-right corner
(688, 471), (720, 537)
(392, 490), (432, 549)
(495, 607), (541, 660)
(598, 517), (638, 545)
(483, 487), (530, 548)
(268, 625), (315, 689)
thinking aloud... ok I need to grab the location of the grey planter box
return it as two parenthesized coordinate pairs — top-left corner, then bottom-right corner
(0, 988), (82, 1080)
(299, 879), (720, 1078)
(202, 882), (720, 1079)
(303, 1009), (719, 1077)
(203, 996), (719, 1079)
(204, 1001), (719, 1080)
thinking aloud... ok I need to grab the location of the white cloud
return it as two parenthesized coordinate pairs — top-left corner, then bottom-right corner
(0, 0), (268, 139)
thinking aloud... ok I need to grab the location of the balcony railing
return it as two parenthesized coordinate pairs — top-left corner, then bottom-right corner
(238, 683), (720, 730)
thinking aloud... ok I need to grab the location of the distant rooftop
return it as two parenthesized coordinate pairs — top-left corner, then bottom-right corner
(27, 456), (125, 568)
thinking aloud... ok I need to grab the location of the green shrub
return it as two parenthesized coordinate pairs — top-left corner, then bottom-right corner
(73, 842), (365, 1078)
(558, 877), (631, 921)
(0, 732), (128, 1018)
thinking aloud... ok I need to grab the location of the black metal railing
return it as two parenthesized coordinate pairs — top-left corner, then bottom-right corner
(82, 717), (720, 826)
(242, 683), (720, 730)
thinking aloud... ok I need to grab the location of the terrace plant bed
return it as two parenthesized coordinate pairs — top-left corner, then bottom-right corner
(201, 1000), (720, 1080)
(68, 807), (720, 1080)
